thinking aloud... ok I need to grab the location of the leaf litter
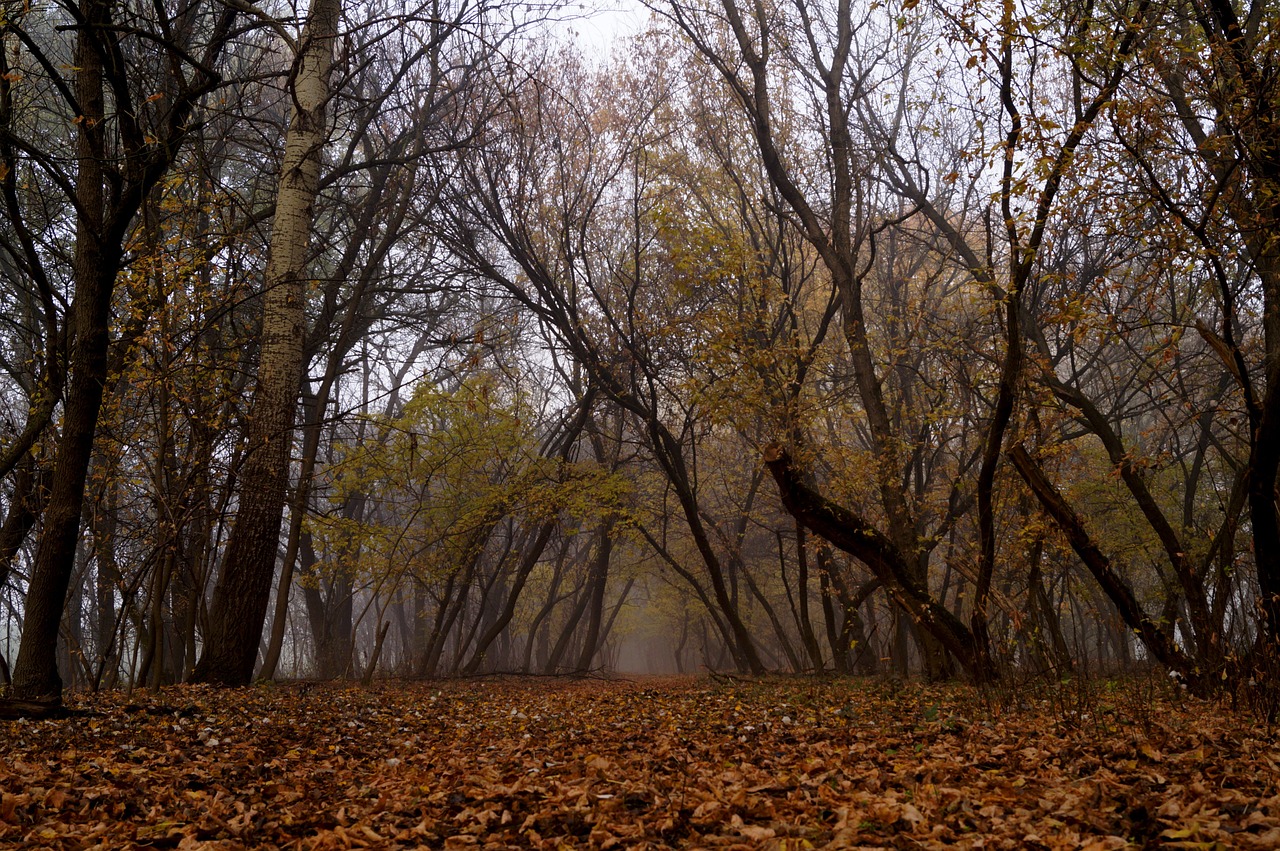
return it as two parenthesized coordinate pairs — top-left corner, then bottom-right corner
(2, 676), (1277, 848)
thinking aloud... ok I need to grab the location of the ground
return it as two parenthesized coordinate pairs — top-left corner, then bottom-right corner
(1, 675), (1277, 848)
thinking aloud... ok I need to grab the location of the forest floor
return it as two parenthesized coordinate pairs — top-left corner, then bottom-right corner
(1, 675), (1277, 849)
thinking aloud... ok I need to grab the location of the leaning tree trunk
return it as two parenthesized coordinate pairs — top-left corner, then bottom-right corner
(191, 0), (339, 685)
(763, 445), (996, 682)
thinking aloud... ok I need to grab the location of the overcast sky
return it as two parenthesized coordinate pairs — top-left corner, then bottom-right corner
(560, 0), (649, 53)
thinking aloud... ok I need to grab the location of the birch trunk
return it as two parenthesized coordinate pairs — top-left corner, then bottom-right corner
(191, 0), (340, 685)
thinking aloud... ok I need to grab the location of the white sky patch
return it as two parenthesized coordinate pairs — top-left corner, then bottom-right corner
(558, 0), (650, 55)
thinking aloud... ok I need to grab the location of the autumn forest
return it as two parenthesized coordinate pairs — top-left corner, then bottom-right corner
(4, 0), (1280, 842)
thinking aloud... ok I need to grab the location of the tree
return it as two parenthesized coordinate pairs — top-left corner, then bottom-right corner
(984, 0), (1272, 688)
(1111, 0), (1280, 662)
(4, 0), (236, 704)
(190, 0), (341, 685)
(258, 0), (505, 679)
(656, 0), (997, 678)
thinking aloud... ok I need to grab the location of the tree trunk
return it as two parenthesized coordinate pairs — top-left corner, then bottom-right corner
(302, 492), (362, 679)
(361, 621), (391, 686)
(792, 526), (824, 672)
(10, 0), (112, 702)
(462, 519), (557, 674)
(192, 0), (339, 685)
(3, 0), (233, 708)
(521, 542), (571, 672)
(574, 522), (614, 672)
(0, 459), (47, 592)
(257, 392), (322, 681)
(819, 565), (848, 674)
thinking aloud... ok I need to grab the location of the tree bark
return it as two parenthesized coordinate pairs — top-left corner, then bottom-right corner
(192, 0), (340, 685)
(461, 518), (557, 674)
(8, 0), (111, 705)
(791, 526), (825, 672)
(0, 459), (47, 591)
